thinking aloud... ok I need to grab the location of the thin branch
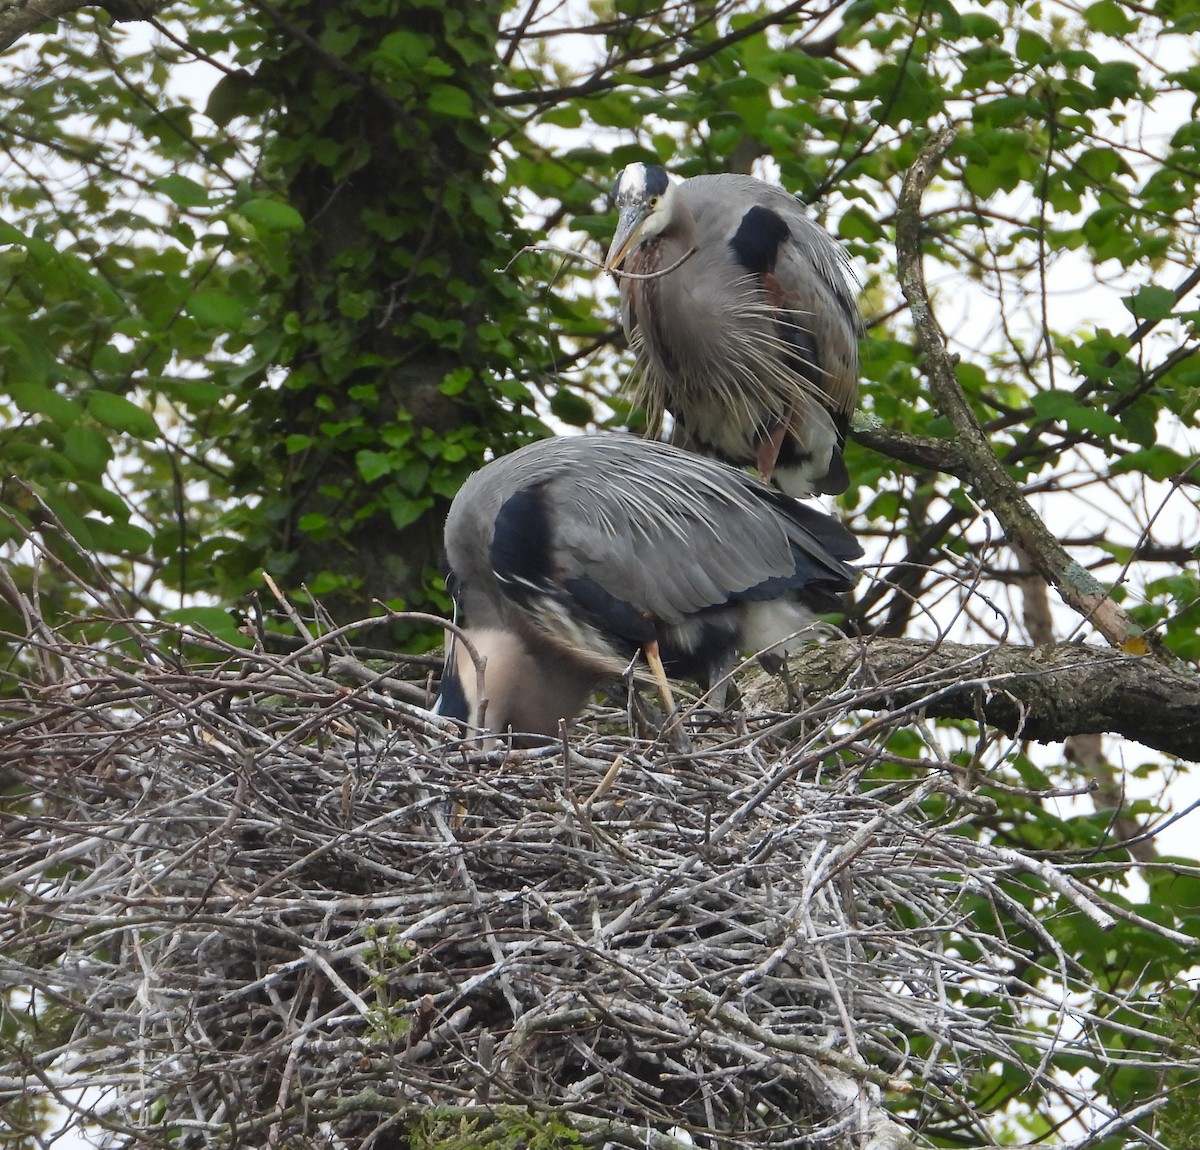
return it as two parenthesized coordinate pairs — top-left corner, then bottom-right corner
(895, 128), (1142, 649)
(494, 0), (830, 109)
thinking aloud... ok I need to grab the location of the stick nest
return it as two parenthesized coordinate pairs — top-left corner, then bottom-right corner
(0, 605), (1184, 1149)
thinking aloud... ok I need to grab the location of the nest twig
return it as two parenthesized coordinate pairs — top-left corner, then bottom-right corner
(0, 585), (1189, 1149)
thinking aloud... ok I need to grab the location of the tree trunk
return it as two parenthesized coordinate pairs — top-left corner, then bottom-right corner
(234, 0), (535, 622)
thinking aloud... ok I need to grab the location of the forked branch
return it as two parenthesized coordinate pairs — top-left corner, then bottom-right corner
(895, 128), (1143, 649)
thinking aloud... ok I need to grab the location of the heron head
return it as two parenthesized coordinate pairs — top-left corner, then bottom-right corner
(604, 162), (676, 272)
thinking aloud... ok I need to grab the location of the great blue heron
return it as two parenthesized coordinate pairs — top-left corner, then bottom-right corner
(434, 434), (861, 740)
(605, 163), (861, 498)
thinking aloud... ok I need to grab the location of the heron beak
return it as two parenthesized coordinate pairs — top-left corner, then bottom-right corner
(604, 205), (649, 274)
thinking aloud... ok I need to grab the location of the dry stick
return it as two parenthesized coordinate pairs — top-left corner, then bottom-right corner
(8, 596), (1197, 1142)
(499, 242), (697, 279)
(268, 985), (321, 1148)
(895, 128), (1141, 649)
(683, 988), (909, 1094)
(258, 577), (473, 724)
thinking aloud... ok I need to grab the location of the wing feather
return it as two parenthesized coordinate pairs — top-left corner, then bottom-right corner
(533, 436), (845, 623)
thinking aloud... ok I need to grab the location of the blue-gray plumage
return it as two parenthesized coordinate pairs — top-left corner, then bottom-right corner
(605, 163), (861, 497)
(435, 434), (861, 739)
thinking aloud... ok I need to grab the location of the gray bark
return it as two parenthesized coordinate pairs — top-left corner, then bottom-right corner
(793, 637), (1200, 760)
(0, 0), (164, 52)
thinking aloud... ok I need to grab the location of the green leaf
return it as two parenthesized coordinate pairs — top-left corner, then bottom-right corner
(959, 12), (1003, 38)
(1010, 754), (1052, 790)
(392, 458), (430, 493)
(297, 512), (329, 533)
(961, 131), (1036, 196)
(427, 84), (474, 118)
(1075, 146), (1130, 183)
(376, 29), (430, 70)
(1110, 446), (1196, 482)
(541, 105), (583, 129)
(386, 495), (433, 531)
(8, 382), (80, 428)
(439, 368), (471, 396)
(63, 425), (114, 477)
(1093, 61), (1140, 104)
(1014, 29), (1050, 64)
(1030, 391), (1123, 437)
(186, 289), (247, 330)
(75, 481), (130, 522)
(163, 607), (250, 647)
(1122, 285), (1176, 323)
(155, 175), (210, 209)
(86, 517), (154, 555)
(86, 392), (160, 440)
(839, 205), (885, 242)
(588, 91), (640, 129)
(356, 449), (394, 484)
(237, 198), (305, 233)
(859, 61), (945, 125)
(156, 379), (226, 408)
(204, 69), (272, 127)
(549, 388), (593, 427)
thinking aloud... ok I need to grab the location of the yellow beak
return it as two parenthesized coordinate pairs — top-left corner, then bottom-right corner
(604, 205), (650, 273)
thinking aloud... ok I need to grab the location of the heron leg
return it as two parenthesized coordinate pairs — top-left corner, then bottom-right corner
(623, 643), (689, 749)
(755, 419), (790, 482)
(775, 656), (805, 709)
(700, 651), (738, 712)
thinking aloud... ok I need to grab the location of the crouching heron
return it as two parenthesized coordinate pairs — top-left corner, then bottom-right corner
(605, 163), (861, 498)
(434, 434), (861, 740)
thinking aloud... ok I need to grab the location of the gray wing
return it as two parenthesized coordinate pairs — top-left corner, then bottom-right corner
(536, 435), (802, 624)
(682, 175), (859, 321)
(682, 175), (861, 415)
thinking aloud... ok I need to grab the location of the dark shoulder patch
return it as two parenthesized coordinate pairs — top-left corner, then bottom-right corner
(491, 486), (553, 607)
(728, 205), (790, 275)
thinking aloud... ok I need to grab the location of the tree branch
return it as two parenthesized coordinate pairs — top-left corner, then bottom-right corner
(494, 0), (823, 109)
(1, 0), (85, 50)
(894, 128), (1143, 649)
(791, 637), (1200, 761)
(851, 417), (970, 478)
(0, 0), (164, 52)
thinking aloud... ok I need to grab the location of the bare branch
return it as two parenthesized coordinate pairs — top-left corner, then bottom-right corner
(895, 128), (1143, 649)
(0, 0), (165, 51)
(494, 0), (829, 109)
(789, 636), (1200, 760)
(2, 586), (1194, 1146)
(1, 1), (88, 50)
(851, 416), (970, 478)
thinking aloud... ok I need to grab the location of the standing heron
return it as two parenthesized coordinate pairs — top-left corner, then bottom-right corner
(434, 434), (861, 740)
(605, 163), (861, 498)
